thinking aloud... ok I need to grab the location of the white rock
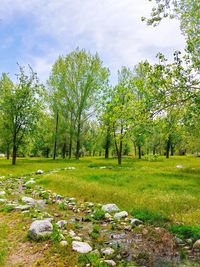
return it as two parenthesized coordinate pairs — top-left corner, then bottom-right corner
(72, 241), (92, 253)
(176, 165), (183, 169)
(102, 204), (120, 213)
(25, 179), (36, 186)
(69, 197), (76, 201)
(56, 220), (67, 229)
(60, 240), (68, 247)
(22, 196), (35, 205)
(130, 218), (143, 225)
(36, 170), (44, 174)
(101, 247), (115, 255)
(15, 205), (30, 211)
(114, 211), (128, 220)
(28, 219), (53, 240)
(73, 236), (82, 241)
(0, 199), (6, 203)
(66, 167), (76, 170)
(69, 230), (76, 237)
(22, 197), (45, 208)
(104, 260), (116, 266)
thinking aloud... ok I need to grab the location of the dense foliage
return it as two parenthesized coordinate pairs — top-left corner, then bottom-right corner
(0, 2), (199, 164)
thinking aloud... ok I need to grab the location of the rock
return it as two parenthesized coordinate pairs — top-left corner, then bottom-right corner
(28, 219), (53, 240)
(130, 218), (143, 226)
(56, 220), (67, 229)
(69, 230), (76, 237)
(60, 240), (68, 247)
(105, 213), (112, 219)
(22, 196), (35, 205)
(66, 167), (76, 170)
(101, 247), (115, 255)
(15, 205), (30, 211)
(22, 197), (45, 208)
(102, 204), (120, 213)
(176, 165), (183, 169)
(0, 199), (6, 203)
(193, 239), (200, 249)
(69, 197), (76, 201)
(25, 179), (36, 186)
(114, 211), (128, 220)
(36, 170), (44, 174)
(72, 241), (92, 253)
(104, 260), (116, 266)
(0, 191), (6, 197)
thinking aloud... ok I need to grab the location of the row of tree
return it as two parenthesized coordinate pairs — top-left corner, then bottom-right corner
(0, 0), (199, 165)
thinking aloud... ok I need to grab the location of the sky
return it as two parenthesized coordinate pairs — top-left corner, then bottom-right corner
(0, 0), (185, 84)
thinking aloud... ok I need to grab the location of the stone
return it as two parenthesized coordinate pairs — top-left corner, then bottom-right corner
(105, 213), (112, 219)
(0, 199), (6, 203)
(193, 239), (200, 249)
(69, 197), (76, 201)
(69, 230), (76, 237)
(73, 236), (82, 241)
(22, 196), (35, 205)
(15, 205), (30, 211)
(28, 219), (53, 240)
(176, 165), (183, 169)
(25, 179), (36, 186)
(60, 240), (68, 247)
(101, 247), (115, 255)
(72, 241), (92, 253)
(22, 197), (45, 208)
(130, 218), (143, 226)
(102, 204), (120, 213)
(114, 211), (128, 220)
(66, 167), (76, 170)
(56, 220), (67, 229)
(104, 260), (116, 266)
(36, 170), (44, 174)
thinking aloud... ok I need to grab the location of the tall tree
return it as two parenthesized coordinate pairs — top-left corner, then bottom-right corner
(49, 48), (109, 160)
(0, 66), (44, 165)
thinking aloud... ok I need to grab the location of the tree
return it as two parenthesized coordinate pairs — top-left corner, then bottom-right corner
(49, 49), (109, 160)
(143, 0), (200, 67)
(0, 66), (44, 165)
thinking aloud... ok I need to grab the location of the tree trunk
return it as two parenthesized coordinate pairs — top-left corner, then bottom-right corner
(6, 144), (10, 160)
(153, 146), (156, 155)
(166, 136), (171, 158)
(12, 144), (17, 165)
(171, 145), (175, 156)
(105, 126), (110, 159)
(53, 111), (59, 160)
(118, 139), (122, 165)
(75, 120), (81, 160)
(62, 143), (66, 159)
(134, 144), (137, 157)
(46, 148), (50, 158)
(138, 145), (142, 159)
(69, 112), (73, 159)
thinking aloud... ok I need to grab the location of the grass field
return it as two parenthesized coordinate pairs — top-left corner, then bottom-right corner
(1, 155), (199, 226)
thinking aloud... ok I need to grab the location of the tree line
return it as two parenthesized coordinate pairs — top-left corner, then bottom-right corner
(0, 0), (199, 165)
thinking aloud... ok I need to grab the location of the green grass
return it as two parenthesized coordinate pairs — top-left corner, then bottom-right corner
(0, 155), (200, 226)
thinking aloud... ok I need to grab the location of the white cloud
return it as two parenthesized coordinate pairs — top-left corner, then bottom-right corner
(0, 0), (185, 83)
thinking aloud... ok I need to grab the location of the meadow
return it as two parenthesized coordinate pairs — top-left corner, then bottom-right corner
(1, 155), (200, 226)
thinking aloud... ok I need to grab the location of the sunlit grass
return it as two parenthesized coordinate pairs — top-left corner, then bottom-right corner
(0, 156), (200, 225)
